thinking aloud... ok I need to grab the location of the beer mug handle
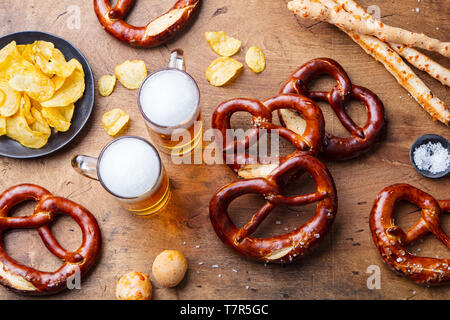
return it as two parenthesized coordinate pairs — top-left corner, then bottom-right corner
(71, 155), (99, 180)
(168, 49), (185, 71)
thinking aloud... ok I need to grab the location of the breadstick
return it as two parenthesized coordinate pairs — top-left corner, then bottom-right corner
(389, 45), (450, 87)
(349, 32), (449, 124)
(288, 0), (450, 124)
(335, 0), (450, 87)
(288, 0), (450, 58)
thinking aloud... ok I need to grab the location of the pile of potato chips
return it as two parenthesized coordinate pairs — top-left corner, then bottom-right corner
(205, 31), (265, 87)
(0, 40), (85, 148)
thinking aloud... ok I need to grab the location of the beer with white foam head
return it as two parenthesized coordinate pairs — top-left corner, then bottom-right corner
(72, 136), (170, 215)
(138, 49), (202, 156)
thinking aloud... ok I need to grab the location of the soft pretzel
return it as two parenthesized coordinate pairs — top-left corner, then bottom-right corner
(212, 94), (325, 178)
(209, 152), (337, 264)
(280, 58), (386, 160)
(0, 184), (101, 295)
(288, 0), (450, 58)
(370, 184), (449, 285)
(93, 0), (200, 47)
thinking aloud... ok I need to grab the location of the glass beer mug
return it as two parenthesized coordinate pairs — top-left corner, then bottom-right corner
(71, 136), (170, 215)
(138, 49), (202, 156)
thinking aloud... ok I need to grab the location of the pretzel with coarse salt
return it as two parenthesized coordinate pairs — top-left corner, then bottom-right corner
(288, 0), (450, 58)
(287, 0), (450, 125)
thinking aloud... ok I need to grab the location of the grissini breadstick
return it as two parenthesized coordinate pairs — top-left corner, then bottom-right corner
(288, 0), (450, 125)
(335, 0), (450, 87)
(389, 44), (450, 87)
(349, 32), (449, 124)
(287, 0), (450, 58)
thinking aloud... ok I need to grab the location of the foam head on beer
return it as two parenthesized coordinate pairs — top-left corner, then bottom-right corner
(139, 69), (199, 132)
(98, 137), (161, 198)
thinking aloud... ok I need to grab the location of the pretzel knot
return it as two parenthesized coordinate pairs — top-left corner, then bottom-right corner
(212, 94), (325, 179)
(94, 0), (200, 47)
(209, 152), (337, 264)
(370, 184), (449, 285)
(0, 184), (101, 295)
(279, 58), (386, 160)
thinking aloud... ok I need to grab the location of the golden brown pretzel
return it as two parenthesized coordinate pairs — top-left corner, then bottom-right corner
(370, 184), (449, 285)
(209, 152), (337, 263)
(93, 0), (200, 47)
(279, 58), (386, 160)
(212, 94), (325, 178)
(0, 184), (101, 295)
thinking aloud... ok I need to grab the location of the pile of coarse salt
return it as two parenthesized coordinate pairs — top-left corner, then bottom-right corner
(413, 141), (449, 174)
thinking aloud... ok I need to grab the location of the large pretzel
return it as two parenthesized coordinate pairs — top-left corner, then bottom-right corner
(0, 184), (101, 295)
(279, 58), (386, 160)
(212, 94), (325, 178)
(370, 184), (449, 285)
(93, 0), (200, 47)
(209, 152), (337, 264)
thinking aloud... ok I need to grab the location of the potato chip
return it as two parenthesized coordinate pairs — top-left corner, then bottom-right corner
(16, 44), (27, 55)
(41, 104), (74, 132)
(30, 107), (51, 136)
(206, 57), (243, 87)
(28, 41), (77, 78)
(102, 108), (130, 136)
(52, 75), (66, 91)
(68, 58), (84, 77)
(0, 80), (20, 117)
(245, 46), (265, 73)
(0, 41), (17, 69)
(20, 94), (34, 125)
(59, 103), (75, 122)
(205, 31), (241, 57)
(0, 117), (6, 136)
(40, 65), (85, 107)
(0, 42), (55, 102)
(98, 75), (116, 97)
(115, 60), (147, 89)
(0, 40), (84, 148)
(6, 111), (50, 149)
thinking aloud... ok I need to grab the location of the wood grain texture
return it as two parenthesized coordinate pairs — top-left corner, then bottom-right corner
(0, 0), (448, 300)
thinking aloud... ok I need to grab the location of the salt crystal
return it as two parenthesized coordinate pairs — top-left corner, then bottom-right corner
(212, 264), (219, 268)
(195, 245), (201, 249)
(415, 8), (420, 12)
(275, 220), (282, 225)
(413, 141), (449, 174)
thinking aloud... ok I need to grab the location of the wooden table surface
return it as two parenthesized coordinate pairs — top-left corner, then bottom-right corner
(0, 0), (448, 300)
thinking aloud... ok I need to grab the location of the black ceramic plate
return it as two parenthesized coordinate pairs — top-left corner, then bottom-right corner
(409, 134), (450, 179)
(0, 31), (94, 159)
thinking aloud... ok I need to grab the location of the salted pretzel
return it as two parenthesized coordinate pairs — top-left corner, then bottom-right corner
(0, 184), (101, 295)
(279, 58), (386, 160)
(93, 0), (200, 47)
(212, 94), (325, 178)
(370, 184), (449, 285)
(209, 152), (337, 264)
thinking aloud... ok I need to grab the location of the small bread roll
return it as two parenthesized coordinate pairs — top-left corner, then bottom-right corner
(152, 250), (187, 288)
(116, 271), (152, 300)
